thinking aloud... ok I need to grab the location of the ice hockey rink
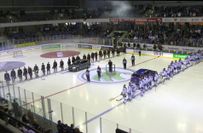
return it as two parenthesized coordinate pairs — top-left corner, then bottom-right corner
(0, 42), (203, 133)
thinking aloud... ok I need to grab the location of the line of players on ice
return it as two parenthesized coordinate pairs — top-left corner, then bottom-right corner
(3, 48), (127, 85)
(120, 52), (202, 104)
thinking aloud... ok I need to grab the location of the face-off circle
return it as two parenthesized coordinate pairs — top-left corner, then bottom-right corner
(0, 61), (26, 72)
(40, 50), (80, 58)
(78, 67), (134, 84)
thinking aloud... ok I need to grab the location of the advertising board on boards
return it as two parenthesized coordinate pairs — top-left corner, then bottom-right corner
(77, 44), (92, 49)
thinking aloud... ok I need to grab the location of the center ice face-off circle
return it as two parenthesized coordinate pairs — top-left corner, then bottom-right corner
(78, 67), (134, 84)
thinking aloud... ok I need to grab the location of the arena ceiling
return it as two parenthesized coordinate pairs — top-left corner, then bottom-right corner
(0, 0), (80, 7)
(0, 0), (202, 8)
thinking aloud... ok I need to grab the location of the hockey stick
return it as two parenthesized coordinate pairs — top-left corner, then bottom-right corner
(109, 94), (121, 101)
(116, 97), (123, 101)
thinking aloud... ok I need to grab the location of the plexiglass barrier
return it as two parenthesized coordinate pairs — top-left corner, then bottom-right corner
(0, 81), (143, 133)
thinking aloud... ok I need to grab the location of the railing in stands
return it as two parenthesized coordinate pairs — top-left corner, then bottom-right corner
(0, 109), (41, 133)
(0, 81), (143, 133)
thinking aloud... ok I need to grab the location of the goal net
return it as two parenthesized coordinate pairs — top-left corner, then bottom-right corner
(12, 50), (23, 58)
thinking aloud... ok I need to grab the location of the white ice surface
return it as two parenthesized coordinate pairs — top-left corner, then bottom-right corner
(0, 46), (203, 133)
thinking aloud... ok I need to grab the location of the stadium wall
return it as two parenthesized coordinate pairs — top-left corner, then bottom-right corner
(0, 41), (202, 59)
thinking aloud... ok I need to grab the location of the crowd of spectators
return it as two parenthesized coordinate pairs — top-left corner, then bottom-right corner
(57, 120), (82, 133)
(124, 23), (203, 47)
(143, 5), (203, 17)
(1, 4), (203, 23)
(3, 21), (203, 48)
(5, 23), (107, 45)
(0, 8), (104, 23)
(0, 98), (51, 133)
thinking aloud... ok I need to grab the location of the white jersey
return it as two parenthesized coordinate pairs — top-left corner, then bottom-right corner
(127, 86), (132, 94)
(154, 74), (159, 81)
(146, 77), (151, 85)
(143, 78), (148, 86)
(139, 80), (144, 88)
(149, 76), (153, 83)
(161, 70), (167, 77)
(166, 67), (171, 74)
(121, 86), (127, 96)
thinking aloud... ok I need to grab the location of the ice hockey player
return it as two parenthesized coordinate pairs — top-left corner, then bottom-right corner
(33, 64), (39, 78)
(99, 50), (103, 60)
(112, 49), (115, 57)
(108, 60), (113, 73)
(131, 54), (135, 66)
(131, 82), (138, 98)
(121, 84), (128, 104)
(95, 52), (98, 61)
(4, 71), (10, 85)
(91, 52), (94, 62)
(10, 69), (16, 83)
(60, 60), (64, 71)
(83, 54), (87, 60)
(67, 58), (71, 67)
(123, 58), (127, 69)
(17, 68), (23, 81)
(28, 66), (33, 79)
(138, 50), (141, 56)
(76, 55), (80, 61)
(41, 63), (46, 76)
(85, 69), (90, 82)
(97, 66), (101, 80)
(46, 62), (51, 74)
(165, 66), (172, 79)
(160, 68), (167, 83)
(103, 50), (107, 59)
(153, 73), (160, 87)
(87, 54), (91, 62)
(23, 67), (28, 80)
(72, 56), (76, 63)
(53, 60), (57, 73)
(107, 50), (111, 58)
(127, 82), (133, 101)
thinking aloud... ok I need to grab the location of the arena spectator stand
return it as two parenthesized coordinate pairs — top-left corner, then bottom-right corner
(1, 5), (203, 23)
(0, 97), (58, 133)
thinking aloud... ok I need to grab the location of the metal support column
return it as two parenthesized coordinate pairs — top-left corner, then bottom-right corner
(24, 89), (27, 109)
(72, 107), (75, 125)
(85, 112), (88, 133)
(60, 102), (64, 123)
(31, 92), (35, 113)
(18, 87), (22, 106)
(41, 96), (46, 118)
(100, 117), (102, 133)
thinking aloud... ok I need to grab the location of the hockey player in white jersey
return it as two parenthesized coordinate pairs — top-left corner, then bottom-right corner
(148, 75), (154, 88)
(153, 72), (160, 87)
(132, 84), (139, 98)
(160, 68), (167, 83)
(121, 84), (128, 104)
(127, 83), (133, 101)
(142, 77), (148, 92)
(139, 78), (145, 96)
(166, 66), (173, 79)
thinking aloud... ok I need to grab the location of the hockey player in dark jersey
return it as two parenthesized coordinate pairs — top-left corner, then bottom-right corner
(10, 69), (16, 83)
(23, 67), (28, 80)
